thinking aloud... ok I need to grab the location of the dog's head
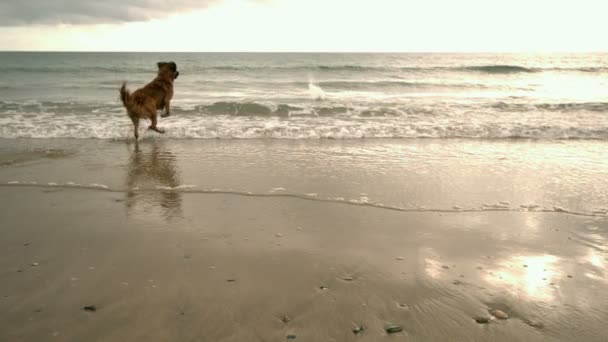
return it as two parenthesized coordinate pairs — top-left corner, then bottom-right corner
(157, 61), (179, 80)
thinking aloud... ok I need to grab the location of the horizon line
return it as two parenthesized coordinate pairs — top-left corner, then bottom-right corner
(1, 50), (607, 54)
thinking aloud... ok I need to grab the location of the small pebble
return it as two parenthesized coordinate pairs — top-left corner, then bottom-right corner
(319, 286), (328, 290)
(442, 265), (450, 269)
(490, 309), (509, 319)
(352, 326), (365, 334)
(452, 280), (462, 285)
(474, 317), (490, 324)
(286, 335), (297, 340)
(385, 325), (403, 334)
(567, 275), (573, 278)
(83, 305), (97, 312)
(275, 233), (283, 237)
(23, 243), (30, 246)
(396, 257), (404, 260)
(398, 303), (410, 308)
(31, 262), (39, 267)
(341, 276), (353, 281)
(524, 320), (544, 329)
(280, 315), (291, 323)
(226, 279), (236, 282)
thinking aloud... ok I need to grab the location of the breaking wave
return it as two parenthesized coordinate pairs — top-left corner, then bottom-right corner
(460, 65), (537, 74)
(1, 100), (607, 140)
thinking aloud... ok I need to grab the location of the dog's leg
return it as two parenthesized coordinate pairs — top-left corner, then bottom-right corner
(131, 115), (140, 140)
(161, 98), (171, 118)
(148, 115), (166, 134)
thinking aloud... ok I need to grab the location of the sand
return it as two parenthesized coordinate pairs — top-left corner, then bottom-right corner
(0, 138), (607, 341)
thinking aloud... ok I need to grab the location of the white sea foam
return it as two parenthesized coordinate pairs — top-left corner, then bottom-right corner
(1, 98), (608, 139)
(88, 183), (109, 189)
(308, 81), (326, 100)
(0, 180), (603, 217)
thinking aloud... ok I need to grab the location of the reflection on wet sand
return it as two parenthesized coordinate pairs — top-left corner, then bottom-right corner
(490, 254), (560, 302)
(126, 141), (181, 219)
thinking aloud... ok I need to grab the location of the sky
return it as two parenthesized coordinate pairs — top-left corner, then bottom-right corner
(0, 0), (607, 52)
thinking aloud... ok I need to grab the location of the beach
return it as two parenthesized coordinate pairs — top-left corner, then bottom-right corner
(1, 138), (607, 341)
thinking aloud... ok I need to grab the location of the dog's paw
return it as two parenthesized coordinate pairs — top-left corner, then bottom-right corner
(161, 113), (171, 118)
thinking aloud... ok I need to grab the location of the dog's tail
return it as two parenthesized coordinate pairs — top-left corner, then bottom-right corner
(119, 82), (142, 119)
(119, 82), (134, 112)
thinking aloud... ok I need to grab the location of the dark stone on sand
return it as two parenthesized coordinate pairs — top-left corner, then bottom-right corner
(83, 305), (97, 312)
(319, 285), (328, 290)
(340, 276), (354, 281)
(385, 325), (403, 334)
(226, 279), (236, 282)
(280, 315), (291, 323)
(452, 280), (462, 285)
(286, 334), (297, 340)
(23, 243), (30, 246)
(523, 319), (544, 329)
(567, 275), (573, 278)
(442, 265), (450, 269)
(352, 325), (365, 334)
(475, 317), (490, 324)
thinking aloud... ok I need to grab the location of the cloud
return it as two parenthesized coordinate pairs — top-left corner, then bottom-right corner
(0, 0), (223, 26)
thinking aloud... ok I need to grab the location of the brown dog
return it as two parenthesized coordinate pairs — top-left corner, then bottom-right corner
(120, 62), (179, 139)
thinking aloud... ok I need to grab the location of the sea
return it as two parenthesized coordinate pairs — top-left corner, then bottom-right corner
(1, 52), (607, 139)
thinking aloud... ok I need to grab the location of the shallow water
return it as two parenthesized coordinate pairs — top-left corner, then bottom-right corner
(1, 138), (607, 218)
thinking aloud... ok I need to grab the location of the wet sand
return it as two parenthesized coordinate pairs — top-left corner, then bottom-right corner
(0, 138), (607, 341)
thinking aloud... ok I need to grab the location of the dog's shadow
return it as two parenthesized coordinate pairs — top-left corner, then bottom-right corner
(125, 140), (182, 220)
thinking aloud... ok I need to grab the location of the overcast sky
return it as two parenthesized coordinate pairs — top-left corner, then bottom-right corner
(1, 0), (607, 52)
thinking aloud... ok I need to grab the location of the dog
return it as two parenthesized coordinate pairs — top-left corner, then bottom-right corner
(120, 62), (179, 139)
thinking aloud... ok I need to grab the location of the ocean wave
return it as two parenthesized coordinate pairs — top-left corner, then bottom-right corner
(1, 113), (607, 140)
(491, 101), (608, 112)
(0, 66), (152, 74)
(315, 80), (486, 90)
(3, 100), (607, 118)
(2, 99), (607, 139)
(460, 65), (537, 74)
(204, 64), (608, 74)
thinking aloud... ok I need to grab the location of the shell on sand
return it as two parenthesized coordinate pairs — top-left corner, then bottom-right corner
(490, 309), (509, 319)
